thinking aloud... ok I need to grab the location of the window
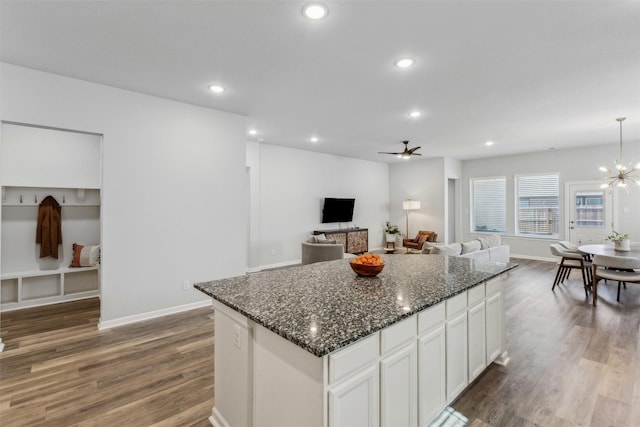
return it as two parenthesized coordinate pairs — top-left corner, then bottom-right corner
(515, 174), (559, 237)
(470, 177), (506, 233)
(574, 191), (605, 228)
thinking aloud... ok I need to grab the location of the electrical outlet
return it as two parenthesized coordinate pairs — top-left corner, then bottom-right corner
(182, 280), (190, 291)
(234, 324), (241, 349)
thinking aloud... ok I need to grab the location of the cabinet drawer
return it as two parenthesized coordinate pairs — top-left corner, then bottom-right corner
(380, 315), (416, 356)
(486, 278), (501, 296)
(468, 284), (485, 306)
(418, 302), (445, 335)
(446, 292), (467, 318)
(329, 334), (379, 384)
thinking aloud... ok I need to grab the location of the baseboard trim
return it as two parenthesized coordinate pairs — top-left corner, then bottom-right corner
(511, 254), (556, 262)
(0, 292), (100, 313)
(98, 299), (212, 330)
(210, 407), (230, 427)
(252, 259), (301, 272)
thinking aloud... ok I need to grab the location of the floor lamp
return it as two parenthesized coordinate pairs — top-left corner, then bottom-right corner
(403, 199), (421, 238)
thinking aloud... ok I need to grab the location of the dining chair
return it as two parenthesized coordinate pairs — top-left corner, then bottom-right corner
(591, 254), (640, 306)
(558, 240), (591, 261)
(549, 243), (592, 297)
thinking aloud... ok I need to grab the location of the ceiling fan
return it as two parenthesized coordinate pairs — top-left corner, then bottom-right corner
(378, 140), (422, 159)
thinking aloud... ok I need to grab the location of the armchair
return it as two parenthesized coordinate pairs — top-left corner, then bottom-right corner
(403, 230), (438, 250)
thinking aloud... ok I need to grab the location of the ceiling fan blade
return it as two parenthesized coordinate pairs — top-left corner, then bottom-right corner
(378, 151), (402, 155)
(407, 146), (421, 154)
(410, 153), (422, 156)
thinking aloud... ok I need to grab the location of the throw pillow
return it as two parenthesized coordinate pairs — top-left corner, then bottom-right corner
(461, 240), (482, 254)
(70, 243), (100, 267)
(485, 234), (501, 248)
(315, 233), (327, 241)
(477, 237), (491, 250)
(317, 239), (337, 245)
(417, 233), (431, 244)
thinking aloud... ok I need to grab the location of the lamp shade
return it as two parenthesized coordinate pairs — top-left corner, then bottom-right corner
(403, 199), (421, 210)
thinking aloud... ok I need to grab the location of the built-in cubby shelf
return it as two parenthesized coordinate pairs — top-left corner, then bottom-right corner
(1, 266), (99, 311)
(1, 122), (103, 316)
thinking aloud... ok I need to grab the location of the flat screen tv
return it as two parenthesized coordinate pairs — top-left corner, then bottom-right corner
(322, 198), (355, 223)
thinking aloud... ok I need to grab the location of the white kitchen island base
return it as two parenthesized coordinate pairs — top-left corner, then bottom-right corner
(209, 275), (508, 427)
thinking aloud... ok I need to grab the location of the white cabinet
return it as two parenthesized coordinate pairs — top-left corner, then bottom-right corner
(418, 325), (446, 426)
(445, 291), (469, 402)
(380, 342), (417, 427)
(446, 310), (468, 402)
(417, 301), (446, 427)
(467, 283), (486, 382)
(468, 301), (486, 381)
(485, 289), (502, 363)
(329, 365), (379, 427)
(328, 334), (379, 427)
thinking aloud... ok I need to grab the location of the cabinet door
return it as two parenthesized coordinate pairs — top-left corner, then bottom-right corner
(381, 342), (417, 427)
(485, 292), (502, 363)
(418, 325), (446, 426)
(328, 232), (348, 252)
(468, 302), (486, 382)
(329, 365), (379, 427)
(446, 311), (468, 402)
(347, 230), (368, 254)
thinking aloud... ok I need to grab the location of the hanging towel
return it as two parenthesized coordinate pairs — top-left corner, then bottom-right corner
(36, 195), (63, 259)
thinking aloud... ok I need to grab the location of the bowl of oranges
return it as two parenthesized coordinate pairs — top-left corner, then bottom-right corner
(349, 253), (385, 277)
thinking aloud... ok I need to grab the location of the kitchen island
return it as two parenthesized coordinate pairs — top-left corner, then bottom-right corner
(195, 254), (516, 427)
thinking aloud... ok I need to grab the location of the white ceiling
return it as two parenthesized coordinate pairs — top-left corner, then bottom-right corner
(1, 1), (639, 162)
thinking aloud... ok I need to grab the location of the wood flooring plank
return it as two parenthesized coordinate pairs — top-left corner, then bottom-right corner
(589, 394), (631, 427)
(598, 345), (634, 405)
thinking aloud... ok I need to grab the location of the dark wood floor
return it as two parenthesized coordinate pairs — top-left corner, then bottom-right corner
(453, 258), (640, 426)
(1, 258), (639, 426)
(0, 298), (214, 426)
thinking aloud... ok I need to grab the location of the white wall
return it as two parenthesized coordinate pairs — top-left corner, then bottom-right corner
(389, 158), (446, 240)
(462, 144), (640, 259)
(1, 63), (248, 324)
(255, 144), (388, 268)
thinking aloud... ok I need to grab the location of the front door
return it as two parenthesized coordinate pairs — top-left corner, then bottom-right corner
(565, 182), (613, 245)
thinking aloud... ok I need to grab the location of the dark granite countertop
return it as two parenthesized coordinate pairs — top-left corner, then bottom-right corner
(194, 254), (517, 357)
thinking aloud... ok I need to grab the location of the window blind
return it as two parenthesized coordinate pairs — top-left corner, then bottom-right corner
(516, 174), (559, 236)
(470, 177), (506, 233)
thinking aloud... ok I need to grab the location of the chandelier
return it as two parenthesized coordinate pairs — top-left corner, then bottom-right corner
(599, 117), (640, 193)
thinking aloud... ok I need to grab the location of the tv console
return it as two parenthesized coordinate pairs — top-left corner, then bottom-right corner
(313, 227), (368, 254)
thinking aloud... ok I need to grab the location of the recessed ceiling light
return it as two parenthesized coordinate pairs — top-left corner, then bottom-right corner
(485, 141), (494, 146)
(248, 129), (258, 135)
(310, 136), (319, 143)
(409, 111), (421, 118)
(395, 58), (415, 68)
(302, 3), (328, 20)
(208, 85), (224, 94)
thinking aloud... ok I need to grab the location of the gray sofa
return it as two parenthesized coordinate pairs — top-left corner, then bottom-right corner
(422, 235), (510, 263)
(301, 237), (357, 265)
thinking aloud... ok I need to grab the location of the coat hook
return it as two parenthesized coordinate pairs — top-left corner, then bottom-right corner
(35, 195), (38, 204)
(20, 194), (23, 204)
(63, 195), (66, 204)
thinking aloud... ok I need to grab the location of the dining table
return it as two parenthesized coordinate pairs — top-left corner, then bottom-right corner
(578, 243), (640, 258)
(578, 243), (640, 306)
